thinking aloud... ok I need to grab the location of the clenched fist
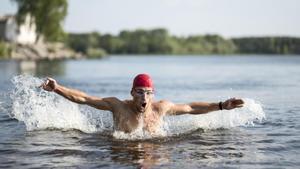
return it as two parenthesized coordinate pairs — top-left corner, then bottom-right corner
(39, 77), (58, 92)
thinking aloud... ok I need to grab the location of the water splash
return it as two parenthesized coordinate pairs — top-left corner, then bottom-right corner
(9, 75), (113, 133)
(163, 98), (265, 135)
(7, 75), (265, 140)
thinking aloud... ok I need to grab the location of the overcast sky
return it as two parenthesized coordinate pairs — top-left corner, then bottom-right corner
(1, 0), (299, 38)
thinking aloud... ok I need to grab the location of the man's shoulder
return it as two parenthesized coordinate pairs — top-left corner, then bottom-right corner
(153, 100), (174, 111)
(154, 99), (173, 105)
(103, 97), (122, 104)
(105, 98), (131, 114)
(102, 97), (127, 109)
(111, 99), (134, 108)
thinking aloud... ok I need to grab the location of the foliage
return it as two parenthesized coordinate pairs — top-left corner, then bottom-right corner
(0, 41), (11, 59)
(67, 28), (237, 55)
(66, 28), (300, 55)
(12, 0), (68, 42)
(232, 37), (300, 54)
(176, 34), (237, 54)
(66, 32), (107, 58)
(87, 48), (107, 58)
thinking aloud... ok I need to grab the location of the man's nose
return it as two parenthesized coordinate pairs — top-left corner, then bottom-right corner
(141, 94), (147, 99)
(140, 93), (147, 99)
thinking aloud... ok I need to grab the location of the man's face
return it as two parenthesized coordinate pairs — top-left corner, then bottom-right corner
(131, 87), (154, 112)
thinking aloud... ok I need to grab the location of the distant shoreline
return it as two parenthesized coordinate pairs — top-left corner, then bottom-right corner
(2, 28), (300, 60)
(106, 53), (300, 56)
(66, 29), (300, 58)
(1, 54), (300, 63)
(1, 52), (299, 62)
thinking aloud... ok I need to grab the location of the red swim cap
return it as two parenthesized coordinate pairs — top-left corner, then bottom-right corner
(132, 74), (154, 89)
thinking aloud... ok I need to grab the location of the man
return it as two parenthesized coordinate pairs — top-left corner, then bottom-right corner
(40, 74), (244, 134)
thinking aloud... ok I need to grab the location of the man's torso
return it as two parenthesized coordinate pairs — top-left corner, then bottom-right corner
(111, 100), (168, 134)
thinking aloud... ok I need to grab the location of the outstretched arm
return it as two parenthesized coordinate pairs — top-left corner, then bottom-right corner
(165, 98), (244, 115)
(39, 77), (119, 111)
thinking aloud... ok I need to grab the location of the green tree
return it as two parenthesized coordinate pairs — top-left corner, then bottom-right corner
(67, 33), (107, 58)
(67, 33), (90, 53)
(232, 37), (300, 54)
(119, 29), (149, 53)
(147, 28), (174, 54)
(99, 34), (124, 53)
(12, 0), (68, 42)
(0, 41), (11, 58)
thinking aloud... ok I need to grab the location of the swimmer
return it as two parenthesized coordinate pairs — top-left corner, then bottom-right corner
(40, 74), (244, 134)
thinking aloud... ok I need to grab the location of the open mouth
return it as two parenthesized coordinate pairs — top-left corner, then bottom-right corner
(142, 103), (147, 108)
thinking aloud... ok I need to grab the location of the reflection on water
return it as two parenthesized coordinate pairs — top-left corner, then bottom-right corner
(0, 60), (66, 77)
(110, 141), (169, 168)
(35, 60), (66, 77)
(13, 130), (170, 168)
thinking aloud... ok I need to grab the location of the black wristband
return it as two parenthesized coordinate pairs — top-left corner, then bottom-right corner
(219, 102), (223, 110)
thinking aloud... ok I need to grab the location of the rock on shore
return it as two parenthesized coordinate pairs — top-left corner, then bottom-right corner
(10, 42), (83, 60)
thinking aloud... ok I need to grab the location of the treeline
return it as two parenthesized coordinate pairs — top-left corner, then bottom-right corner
(65, 28), (300, 57)
(232, 37), (300, 54)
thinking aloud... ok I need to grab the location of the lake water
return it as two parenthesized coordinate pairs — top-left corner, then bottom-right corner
(0, 55), (299, 168)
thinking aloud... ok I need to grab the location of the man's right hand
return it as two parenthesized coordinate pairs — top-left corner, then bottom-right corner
(39, 77), (58, 92)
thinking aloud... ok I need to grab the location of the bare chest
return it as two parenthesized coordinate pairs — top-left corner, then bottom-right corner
(113, 109), (162, 134)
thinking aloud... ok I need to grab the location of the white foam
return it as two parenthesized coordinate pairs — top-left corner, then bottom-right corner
(9, 75), (113, 133)
(163, 98), (265, 135)
(8, 75), (266, 140)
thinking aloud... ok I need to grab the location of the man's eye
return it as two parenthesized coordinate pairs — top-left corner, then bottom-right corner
(146, 92), (153, 95)
(135, 90), (153, 95)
